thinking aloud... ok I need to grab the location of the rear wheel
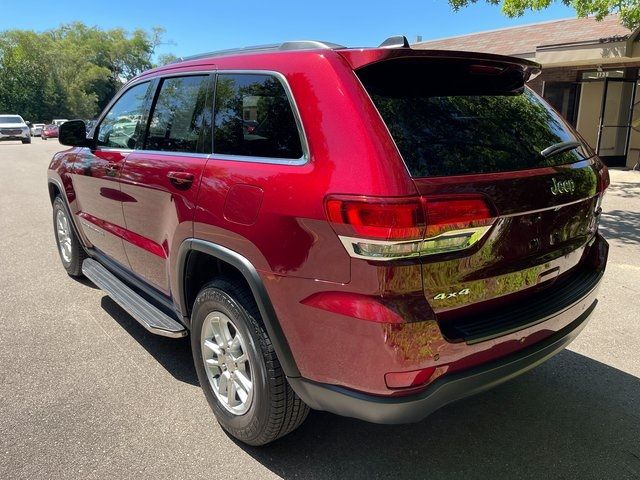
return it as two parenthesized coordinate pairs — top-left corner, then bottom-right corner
(191, 279), (309, 446)
(53, 196), (86, 276)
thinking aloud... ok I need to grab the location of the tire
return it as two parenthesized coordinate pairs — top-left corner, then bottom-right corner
(191, 279), (309, 446)
(42, 136), (47, 140)
(52, 196), (86, 277)
(22, 138), (31, 144)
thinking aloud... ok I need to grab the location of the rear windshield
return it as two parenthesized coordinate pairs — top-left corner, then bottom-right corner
(0, 116), (23, 124)
(358, 59), (586, 177)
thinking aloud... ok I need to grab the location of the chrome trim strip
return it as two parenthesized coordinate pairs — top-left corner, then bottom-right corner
(338, 226), (492, 261)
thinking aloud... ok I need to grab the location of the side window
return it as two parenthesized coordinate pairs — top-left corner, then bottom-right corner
(213, 73), (303, 159)
(96, 82), (150, 149)
(145, 75), (210, 153)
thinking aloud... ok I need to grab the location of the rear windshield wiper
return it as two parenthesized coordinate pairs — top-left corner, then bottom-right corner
(540, 140), (582, 159)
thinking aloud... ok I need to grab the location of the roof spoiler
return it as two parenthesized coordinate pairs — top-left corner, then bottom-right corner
(338, 48), (541, 81)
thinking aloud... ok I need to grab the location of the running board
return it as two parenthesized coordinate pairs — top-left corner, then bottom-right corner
(82, 258), (187, 338)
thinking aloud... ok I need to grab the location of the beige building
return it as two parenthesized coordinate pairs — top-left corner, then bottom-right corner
(414, 15), (640, 168)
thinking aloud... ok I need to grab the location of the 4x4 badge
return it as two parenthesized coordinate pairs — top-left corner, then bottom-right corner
(433, 288), (470, 300)
(551, 177), (576, 195)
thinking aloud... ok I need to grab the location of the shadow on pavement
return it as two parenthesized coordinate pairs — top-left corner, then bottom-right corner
(606, 180), (640, 200)
(600, 209), (640, 246)
(100, 296), (198, 386)
(71, 275), (100, 289)
(237, 351), (640, 479)
(97, 294), (640, 478)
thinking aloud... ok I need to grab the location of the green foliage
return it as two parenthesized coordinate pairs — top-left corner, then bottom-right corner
(447, 0), (640, 30)
(0, 23), (168, 122)
(157, 53), (180, 66)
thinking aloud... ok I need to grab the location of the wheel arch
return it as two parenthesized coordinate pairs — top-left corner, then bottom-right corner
(176, 239), (300, 378)
(48, 179), (62, 204)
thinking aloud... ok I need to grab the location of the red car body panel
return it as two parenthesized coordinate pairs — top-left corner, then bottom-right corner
(48, 46), (608, 405)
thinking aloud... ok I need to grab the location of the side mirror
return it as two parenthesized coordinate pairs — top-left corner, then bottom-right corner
(59, 119), (93, 148)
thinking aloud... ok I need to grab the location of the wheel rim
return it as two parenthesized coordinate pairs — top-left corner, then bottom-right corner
(201, 311), (254, 415)
(55, 208), (72, 264)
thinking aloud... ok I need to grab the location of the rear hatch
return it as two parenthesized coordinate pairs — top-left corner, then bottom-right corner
(351, 51), (608, 340)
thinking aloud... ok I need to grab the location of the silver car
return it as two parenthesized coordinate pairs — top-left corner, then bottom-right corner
(0, 115), (31, 144)
(30, 123), (45, 136)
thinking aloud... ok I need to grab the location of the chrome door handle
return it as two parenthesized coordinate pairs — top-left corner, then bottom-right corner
(167, 171), (194, 187)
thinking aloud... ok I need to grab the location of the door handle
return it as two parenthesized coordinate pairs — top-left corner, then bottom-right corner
(168, 171), (194, 187)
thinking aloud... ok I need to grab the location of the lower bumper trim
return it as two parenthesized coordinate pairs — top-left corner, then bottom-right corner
(288, 299), (597, 424)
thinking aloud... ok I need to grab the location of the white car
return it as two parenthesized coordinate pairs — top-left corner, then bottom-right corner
(30, 123), (45, 136)
(52, 119), (69, 126)
(0, 114), (31, 144)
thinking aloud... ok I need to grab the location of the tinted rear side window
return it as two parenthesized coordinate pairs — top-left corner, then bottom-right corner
(145, 75), (210, 153)
(213, 73), (303, 159)
(358, 59), (586, 177)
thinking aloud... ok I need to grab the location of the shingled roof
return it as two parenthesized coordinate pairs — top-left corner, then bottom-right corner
(413, 15), (633, 56)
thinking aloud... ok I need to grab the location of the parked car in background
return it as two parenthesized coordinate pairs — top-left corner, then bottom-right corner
(0, 114), (31, 144)
(52, 119), (68, 126)
(30, 123), (45, 136)
(41, 124), (59, 140)
(48, 37), (609, 446)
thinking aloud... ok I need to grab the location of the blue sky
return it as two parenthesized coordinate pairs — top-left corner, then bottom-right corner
(1, 0), (576, 58)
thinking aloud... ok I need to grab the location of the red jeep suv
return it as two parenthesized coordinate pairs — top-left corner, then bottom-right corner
(48, 37), (609, 446)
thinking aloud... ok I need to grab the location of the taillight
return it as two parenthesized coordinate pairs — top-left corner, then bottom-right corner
(325, 195), (494, 260)
(325, 196), (425, 241)
(424, 196), (492, 236)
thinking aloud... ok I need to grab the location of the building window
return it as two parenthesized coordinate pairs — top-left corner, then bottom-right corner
(543, 82), (580, 126)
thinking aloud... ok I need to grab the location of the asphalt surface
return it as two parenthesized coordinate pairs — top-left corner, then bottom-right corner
(1, 139), (639, 480)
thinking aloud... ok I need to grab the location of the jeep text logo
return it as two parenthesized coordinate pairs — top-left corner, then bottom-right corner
(551, 177), (576, 195)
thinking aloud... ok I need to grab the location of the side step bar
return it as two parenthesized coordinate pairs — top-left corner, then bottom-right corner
(82, 258), (187, 338)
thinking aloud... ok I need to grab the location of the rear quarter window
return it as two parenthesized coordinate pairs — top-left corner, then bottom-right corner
(213, 73), (303, 160)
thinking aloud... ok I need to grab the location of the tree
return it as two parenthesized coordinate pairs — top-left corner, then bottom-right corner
(0, 23), (170, 122)
(157, 53), (180, 66)
(447, 0), (640, 30)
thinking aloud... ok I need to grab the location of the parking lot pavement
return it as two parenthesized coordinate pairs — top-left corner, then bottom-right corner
(0, 139), (639, 480)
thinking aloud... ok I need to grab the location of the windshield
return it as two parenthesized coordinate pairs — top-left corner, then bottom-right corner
(0, 116), (23, 124)
(358, 61), (587, 177)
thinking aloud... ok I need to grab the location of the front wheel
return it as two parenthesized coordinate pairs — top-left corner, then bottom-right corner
(191, 280), (309, 446)
(22, 138), (31, 144)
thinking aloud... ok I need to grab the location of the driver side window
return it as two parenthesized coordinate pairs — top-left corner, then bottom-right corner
(95, 81), (150, 149)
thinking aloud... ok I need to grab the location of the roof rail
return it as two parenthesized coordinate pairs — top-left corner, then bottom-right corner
(173, 40), (345, 63)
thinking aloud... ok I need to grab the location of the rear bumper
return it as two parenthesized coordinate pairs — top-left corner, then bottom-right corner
(289, 297), (597, 424)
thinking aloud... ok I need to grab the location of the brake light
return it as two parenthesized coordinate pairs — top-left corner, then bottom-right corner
(424, 196), (493, 237)
(325, 195), (494, 260)
(325, 196), (425, 240)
